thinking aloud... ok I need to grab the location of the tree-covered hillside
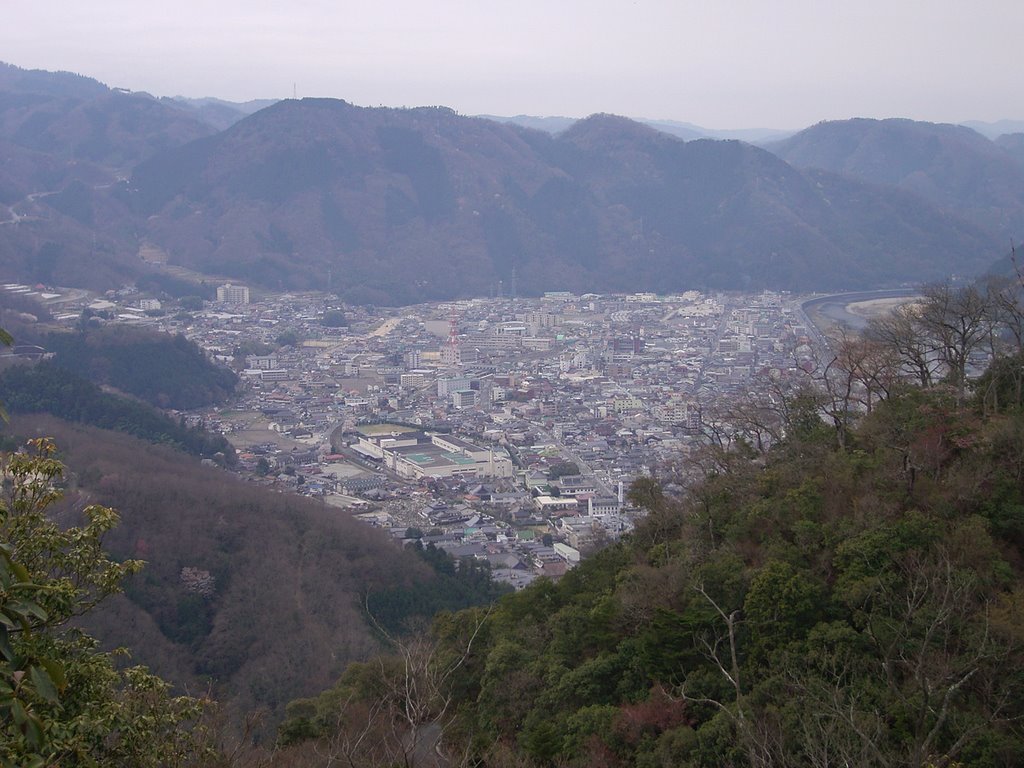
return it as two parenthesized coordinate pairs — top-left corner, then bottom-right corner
(767, 118), (1024, 240)
(0, 440), (215, 766)
(42, 325), (237, 410)
(0, 414), (499, 739)
(4, 63), (1024, 303)
(0, 361), (234, 459)
(128, 103), (1000, 302)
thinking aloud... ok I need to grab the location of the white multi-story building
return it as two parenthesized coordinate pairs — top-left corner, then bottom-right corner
(438, 376), (472, 397)
(246, 354), (279, 370)
(216, 284), (250, 304)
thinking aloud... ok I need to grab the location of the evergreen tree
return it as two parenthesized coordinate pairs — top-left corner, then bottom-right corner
(0, 440), (211, 766)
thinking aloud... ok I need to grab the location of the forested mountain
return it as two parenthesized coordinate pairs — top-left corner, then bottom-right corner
(0, 63), (213, 170)
(0, 138), (110, 205)
(963, 120), (1024, 140)
(481, 113), (706, 141)
(274, 379), (1024, 767)
(125, 102), (999, 302)
(0, 63), (219, 288)
(167, 96), (280, 131)
(767, 118), (1024, 239)
(483, 113), (794, 143)
(1, 62), (1019, 303)
(0, 62), (108, 100)
(40, 325), (238, 409)
(3, 322), (238, 410)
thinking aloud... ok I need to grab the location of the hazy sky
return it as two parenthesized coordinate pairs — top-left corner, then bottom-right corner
(3, 1), (1021, 128)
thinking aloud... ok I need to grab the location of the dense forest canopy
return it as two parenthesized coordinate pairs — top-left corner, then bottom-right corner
(42, 326), (237, 410)
(0, 361), (234, 460)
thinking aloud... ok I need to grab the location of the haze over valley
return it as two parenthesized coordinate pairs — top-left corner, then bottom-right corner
(3, 5), (1024, 762)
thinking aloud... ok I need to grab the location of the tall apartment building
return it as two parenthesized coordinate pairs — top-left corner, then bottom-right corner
(437, 376), (472, 397)
(451, 389), (478, 409)
(440, 341), (462, 367)
(216, 283), (250, 304)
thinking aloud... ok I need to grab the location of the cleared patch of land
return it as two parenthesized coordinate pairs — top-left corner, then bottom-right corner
(368, 317), (401, 338)
(846, 296), (920, 321)
(322, 461), (368, 479)
(220, 412), (312, 451)
(323, 494), (370, 508)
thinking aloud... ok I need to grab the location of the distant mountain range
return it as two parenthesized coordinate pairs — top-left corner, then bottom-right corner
(962, 119), (1024, 140)
(477, 114), (794, 143)
(167, 95), (280, 131)
(1, 61), (1022, 304)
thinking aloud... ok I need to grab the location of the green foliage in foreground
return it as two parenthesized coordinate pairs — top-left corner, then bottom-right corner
(280, 386), (1024, 768)
(0, 441), (211, 767)
(0, 361), (235, 461)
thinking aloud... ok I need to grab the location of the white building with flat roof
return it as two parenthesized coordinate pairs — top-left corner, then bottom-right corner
(217, 284), (250, 304)
(355, 431), (513, 480)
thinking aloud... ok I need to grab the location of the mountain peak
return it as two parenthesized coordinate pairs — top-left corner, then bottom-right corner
(768, 116), (1024, 240)
(561, 112), (675, 148)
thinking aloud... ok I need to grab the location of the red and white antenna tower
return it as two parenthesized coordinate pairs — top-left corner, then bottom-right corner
(447, 313), (459, 348)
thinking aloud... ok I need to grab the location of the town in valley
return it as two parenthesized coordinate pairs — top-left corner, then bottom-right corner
(3, 279), (900, 589)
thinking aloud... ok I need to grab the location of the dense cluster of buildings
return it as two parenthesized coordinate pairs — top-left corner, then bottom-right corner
(6, 280), (822, 582)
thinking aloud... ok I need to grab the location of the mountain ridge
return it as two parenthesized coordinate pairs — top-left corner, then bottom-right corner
(767, 117), (1024, 240)
(122, 100), (1001, 302)
(0, 62), (1019, 304)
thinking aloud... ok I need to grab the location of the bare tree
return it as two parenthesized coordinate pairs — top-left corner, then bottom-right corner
(865, 303), (942, 390)
(679, 584), (782, 768)
(791, 548), (1022, 768)
(915, 282), (992, 403)
(795, 332), (869, 450)
(831, 325), (901, 412)
(713, 376), (796, 455)
(790, 664), (890, 768)
(324, 607), (491, 768)
(976, 274), (1024, 412)
(313, 688), (396, 768)
(983, 246), (1024, 356)
(860, 281), (1004, 406)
